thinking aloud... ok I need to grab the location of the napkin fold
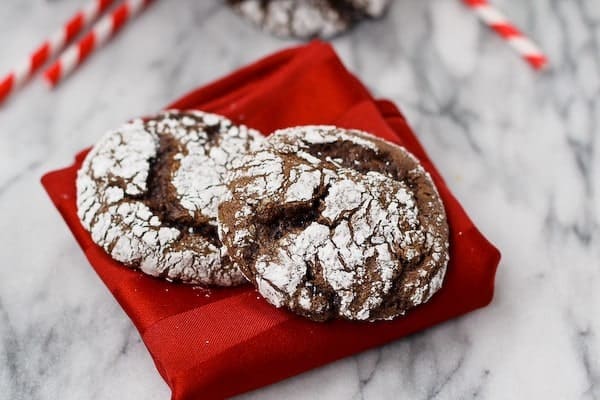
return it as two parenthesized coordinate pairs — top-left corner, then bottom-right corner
(42, 41), (500, 400)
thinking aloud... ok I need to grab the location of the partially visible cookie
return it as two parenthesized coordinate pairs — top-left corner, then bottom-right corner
(76, 110), (264, 285)
(227, 0), (391, 39)
(218, 126), (449, 321)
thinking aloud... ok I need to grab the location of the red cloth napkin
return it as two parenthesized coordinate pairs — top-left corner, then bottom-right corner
(41, 41), (500, 400)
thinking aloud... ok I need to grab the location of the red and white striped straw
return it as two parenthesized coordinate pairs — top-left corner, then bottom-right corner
(462, 0), (548, 70)
(0, 0), (115, 104)
(44, 0), (152, 88)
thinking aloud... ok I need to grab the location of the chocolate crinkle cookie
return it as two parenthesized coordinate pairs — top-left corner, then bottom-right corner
(227, 0), (391, 38)
(76, 110), (264, 285)
(218, 126), (449, 321)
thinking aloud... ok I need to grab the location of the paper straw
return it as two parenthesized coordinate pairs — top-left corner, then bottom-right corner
(0, 0), (116, 104)
(43, 0), (152, 87)
(462, 0), (548, 70)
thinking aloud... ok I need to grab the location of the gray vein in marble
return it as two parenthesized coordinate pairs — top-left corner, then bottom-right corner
(0, 1), (598, 399)
(0, 159), (42, 197)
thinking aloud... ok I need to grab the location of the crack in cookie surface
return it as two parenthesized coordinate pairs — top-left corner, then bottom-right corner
(76, 110), (264, 285)
(270, 126), (450, 316)
(219, 125), (449, 321)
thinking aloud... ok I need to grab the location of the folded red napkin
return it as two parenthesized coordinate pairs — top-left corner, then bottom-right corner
(42, 41), (500, 400)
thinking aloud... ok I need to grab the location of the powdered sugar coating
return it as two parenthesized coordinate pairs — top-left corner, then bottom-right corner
(272, 126), (450, 309)
(228, 0), (391, 39)
(219, 126), (449, 321)
(144, 111), (263, 223)
(77, 110), (264, 285)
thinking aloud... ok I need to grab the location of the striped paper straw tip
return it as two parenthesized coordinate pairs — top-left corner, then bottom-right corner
(0, 0), (116, 104)
(43, 0), (151, 88)
(462, 0), (548, 70)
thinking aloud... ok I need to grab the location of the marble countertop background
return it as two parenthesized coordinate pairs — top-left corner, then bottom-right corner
(0, 1), (598, 399)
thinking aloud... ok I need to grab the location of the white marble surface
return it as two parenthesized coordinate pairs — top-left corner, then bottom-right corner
(0, 0), (598, 399)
